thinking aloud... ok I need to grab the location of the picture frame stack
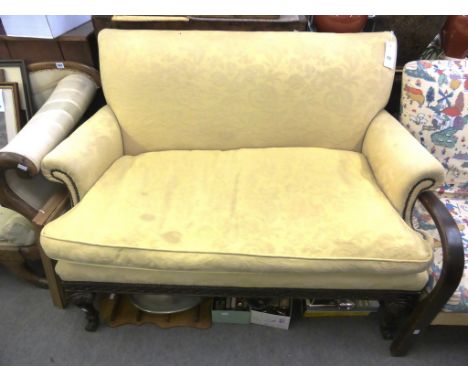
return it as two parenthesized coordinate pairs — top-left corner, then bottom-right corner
(0, 59), (34, 149)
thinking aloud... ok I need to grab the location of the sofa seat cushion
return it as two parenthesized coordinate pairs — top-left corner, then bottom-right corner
(54, 260), (429, 291)
(41, 147), (433, 279)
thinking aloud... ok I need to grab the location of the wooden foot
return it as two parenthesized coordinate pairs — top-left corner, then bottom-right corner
(378, 297), (417, 340)
(69, 292), (100, 332)
(2, 260), (48, 288)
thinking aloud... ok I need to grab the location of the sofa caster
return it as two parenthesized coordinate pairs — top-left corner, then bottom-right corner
(68, 292), (100, 332)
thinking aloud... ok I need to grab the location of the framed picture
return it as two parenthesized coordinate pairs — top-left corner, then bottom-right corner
(0, 60), (34, 124)
(0, 82), (21, 149)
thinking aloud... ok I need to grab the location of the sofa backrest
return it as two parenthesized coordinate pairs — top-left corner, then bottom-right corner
(99, 29), (396, 155)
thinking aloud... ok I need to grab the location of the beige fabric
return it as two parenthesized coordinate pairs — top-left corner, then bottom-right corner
(0, 73), (97, 172)
(99, 29), (396, 155)
(41, 147), (433, 276)
(0, 206), (36, 247)
(362, 110), (445, 223)
(41, 106), (124, 204)
(5, 170), (60, 211)
(431, 312), (468, 326)
(55, 260), (429, 291)
(29, 69), (92, 110)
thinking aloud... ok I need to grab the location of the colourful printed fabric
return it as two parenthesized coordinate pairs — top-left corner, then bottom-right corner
(402, 59), (468, 312)
(400, 60), (467, 198)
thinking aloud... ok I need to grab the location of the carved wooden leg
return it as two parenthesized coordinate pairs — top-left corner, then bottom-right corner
(2, 261), (48, 288)
(68, 292), (100, 332)
(378, 297), (418, 340)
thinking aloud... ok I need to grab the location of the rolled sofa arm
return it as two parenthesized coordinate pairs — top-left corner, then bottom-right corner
(0, 73), (97, 176)
(42, 105), (124, 205)
(362, 110), (445, 223)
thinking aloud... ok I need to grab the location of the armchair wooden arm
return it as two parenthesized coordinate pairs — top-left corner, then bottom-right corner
(391, 191), (465, 356)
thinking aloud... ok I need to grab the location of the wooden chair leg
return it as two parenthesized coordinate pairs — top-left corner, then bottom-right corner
(39, 246), (66, 309)
(2, 260), (48, 288)
(0, 246), (47, 288)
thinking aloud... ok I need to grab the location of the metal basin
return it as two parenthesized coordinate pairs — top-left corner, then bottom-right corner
(130, 294), (202, 314)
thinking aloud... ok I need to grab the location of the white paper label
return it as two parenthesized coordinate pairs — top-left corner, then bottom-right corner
(0, 89), (4, 112)
(384, 41), (397, 69)
(17, 164), (28, 172)
(56, 62), (65, 69)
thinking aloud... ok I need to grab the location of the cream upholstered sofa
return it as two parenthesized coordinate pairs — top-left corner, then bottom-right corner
(38, 30), (465, 356)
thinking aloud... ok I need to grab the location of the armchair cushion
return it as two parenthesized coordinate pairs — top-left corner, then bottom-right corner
(41, 147), (433, 287)
(0, 206), (36, 247)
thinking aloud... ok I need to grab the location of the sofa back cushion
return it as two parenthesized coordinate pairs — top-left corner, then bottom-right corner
(99, 29), (396, 155)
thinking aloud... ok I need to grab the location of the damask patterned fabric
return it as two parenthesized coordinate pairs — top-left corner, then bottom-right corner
(41, 148), (433, 280)
(401, 59), (468, 312)
(99, 29), (396, 154)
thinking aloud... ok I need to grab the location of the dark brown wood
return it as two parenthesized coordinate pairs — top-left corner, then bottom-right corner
(0, 40), (10, 60)
(61, 281), (420, 301)
(68, 292), (99, 331)
(92, 15), (308, 35)
(390, 191), (465, 356)
(5, 38), (63, 64)
(0, 172), (38, 220)
(32, 187), (69, 227)
(57, 22), (98, 68)
(378, 296), (418, 340)
(39, 246), (66, 309)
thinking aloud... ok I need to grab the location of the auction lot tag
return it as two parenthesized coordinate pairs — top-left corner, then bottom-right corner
(384, 41), (397, 70)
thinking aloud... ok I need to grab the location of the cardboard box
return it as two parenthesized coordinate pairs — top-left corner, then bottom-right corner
(250, 300), (293, 330)
(211, 298), (250, 324)
(1, 16), (91, 39)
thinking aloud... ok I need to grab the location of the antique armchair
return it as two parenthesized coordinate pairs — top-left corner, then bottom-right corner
(401, 59), (468, 324)
(38, 30), (465, 356)
(0, 63), (98, 286)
